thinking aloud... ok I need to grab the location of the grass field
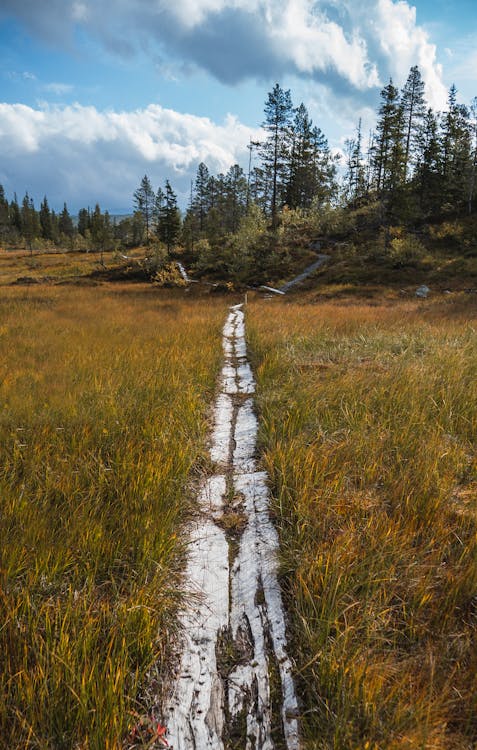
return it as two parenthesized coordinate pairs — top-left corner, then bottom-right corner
(0, 284), (225, 748)
(3, 262), (477, 750)
(248, 293), (477, 749)
(0, 248), (111, 285)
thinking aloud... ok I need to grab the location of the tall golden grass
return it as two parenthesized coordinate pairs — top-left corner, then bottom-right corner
(0, 284), (225, 748)
(248, 295), (477, 749)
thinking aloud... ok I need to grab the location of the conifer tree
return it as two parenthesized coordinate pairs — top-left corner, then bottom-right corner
(10, 194), (21, 234)
(58, 203), (74, 237)
(468, 97), (477, 214)
(158, 181), (181, 252)
(401, 65), (427, 178)
(21, 193), (40, 254)
(415, 108), (442, 214)
(154, 187), (165, 234)
(192, 163), (211, 232)
(91, 204), (114, 263)
(77, 208), (90, 237)
(344, 119), (366, 207)
(39, 196), (53, 241)
(371, 80), (403, 195)
(133, 175), (155, 243)
(310, 125), (338, 207)
(249, 166), (270, 213)
(0, 185), (9, 241)
(223, 164), (248, 233)
(285, 103), (317, 209)
(260, 83), (293, 226)
(440, 86), (472, 211)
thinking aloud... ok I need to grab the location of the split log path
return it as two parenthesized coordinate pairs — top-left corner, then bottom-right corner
(279, 254), (330, 293)
(165, 304), (300, 749)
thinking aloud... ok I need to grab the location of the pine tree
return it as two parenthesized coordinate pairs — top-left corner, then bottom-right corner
(260, 83), (293, 227)
(133, 175), (155, 243)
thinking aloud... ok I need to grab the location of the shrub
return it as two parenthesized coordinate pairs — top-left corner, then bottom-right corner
(389, 235), (427, 266)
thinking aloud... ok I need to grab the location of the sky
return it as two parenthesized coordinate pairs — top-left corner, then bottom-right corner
(0, 0), (476, 213)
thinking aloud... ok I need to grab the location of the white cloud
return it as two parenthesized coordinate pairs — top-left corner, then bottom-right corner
(43, 82), (75, 95)
(372, 0), (447, 109)
(267, 0), (380, 89)
(0, 102), (261, 210)
(1, 0), (448, 102)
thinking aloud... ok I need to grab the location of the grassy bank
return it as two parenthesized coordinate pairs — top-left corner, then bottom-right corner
(0, 285), (225, 748)
(248, 294), (477, 749)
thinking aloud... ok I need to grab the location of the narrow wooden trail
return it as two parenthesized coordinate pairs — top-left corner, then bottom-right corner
(279, 254), (330, 293)
(165, 304), (300, 749)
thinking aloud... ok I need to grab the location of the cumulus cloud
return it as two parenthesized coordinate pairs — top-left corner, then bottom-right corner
(372, 0), (447, 108)
(0, 0), (446, 102)
(0, 102), (261, 211)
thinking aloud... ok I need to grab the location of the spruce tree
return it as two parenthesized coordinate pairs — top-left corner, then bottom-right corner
(39, 196), (53, 241)
(91, 205), (114, 263)
(133, 175), (155, 242)
(10, 194), (22, 234)
(58, 203), (74, 237)
(310, 125), (337, 207)
(192, 163), (211, 233)
(468, 97), (477, 214)
(223, 164), (248, 233)
(154, 187), (165, 235)
(440, 86), (472, 211)
(401, 65), (427, 179)
(77, 208), (91, 237)
(285, 103), (317, 209)
(371, 80), (403, 196)
(344, 119), (366, 207)
(158, 181), (181, 252)
(0, 185), (9, 242)
(21, 193), (40, 254)
(415, 108), (442, 215)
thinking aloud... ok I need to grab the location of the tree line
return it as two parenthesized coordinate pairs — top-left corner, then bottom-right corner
(2, 68), (476, 272)
(344, 67), (477, 223)
(0, 190), (120, 255)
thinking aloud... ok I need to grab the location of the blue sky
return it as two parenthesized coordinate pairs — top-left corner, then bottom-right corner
(0, 0), (476, 213)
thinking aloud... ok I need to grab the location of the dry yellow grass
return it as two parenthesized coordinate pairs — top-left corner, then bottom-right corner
(248, 293), (477, 750)
(0, 246), (153, 285)
(0, 283), (226, 748)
